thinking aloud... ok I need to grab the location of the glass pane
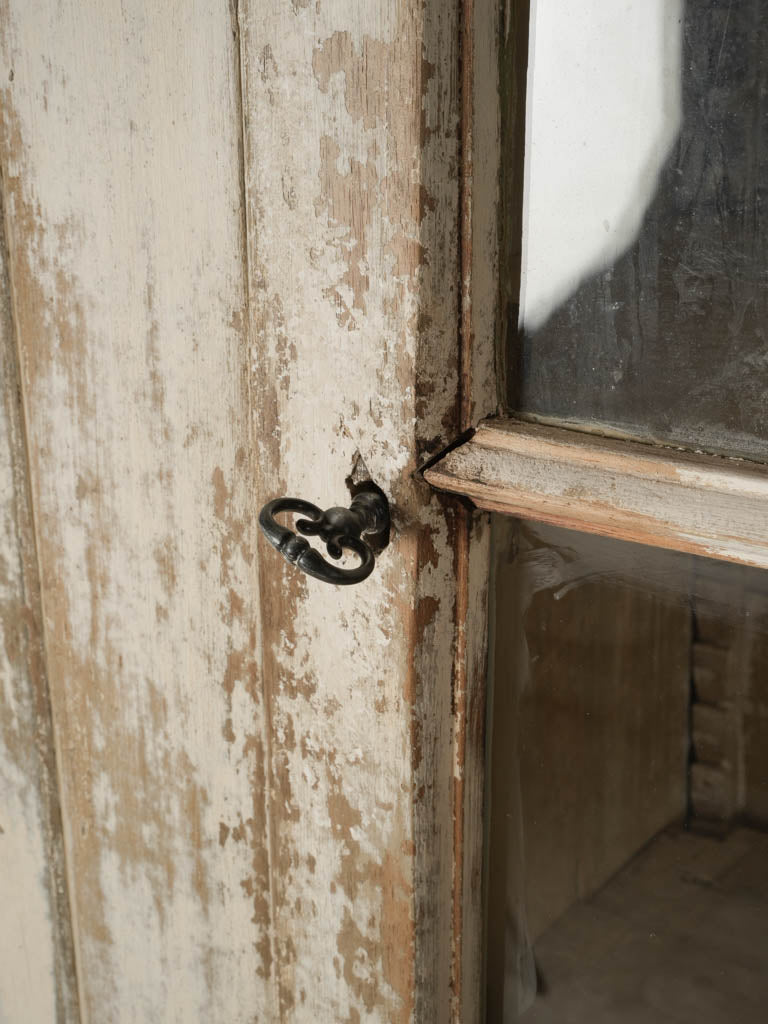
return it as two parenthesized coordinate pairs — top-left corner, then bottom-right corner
(485, 516), (768, 1022)
(506, 0), (768, 459)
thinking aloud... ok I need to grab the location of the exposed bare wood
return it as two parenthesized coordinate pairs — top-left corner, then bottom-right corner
(236, 0), (496, 1018)
(486, 518), (691, 1020)
(0, 0), (499, 1018)
(1, 4), (275, 1020)
(0, 175), (79, 1022)
(454, 0), (500, 1017)
(425, 419), (768, 569)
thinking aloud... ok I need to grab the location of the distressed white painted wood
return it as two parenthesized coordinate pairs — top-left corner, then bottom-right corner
(1, 4), (275, 1021)
(426, 419), (768, 569)
(0, 195), (78, 1022)
(238, 0), (495, 1020)
(1, 0), (498, 1021)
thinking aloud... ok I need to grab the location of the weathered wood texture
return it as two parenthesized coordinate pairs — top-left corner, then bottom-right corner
(0, 185), (79, 1020)
(238, 1), (495, 1020)
(1, 4), (276, 1021)
(1, 1), (497, 1022)
(514, 0), (768, 463)
(426, 419), (768, 569)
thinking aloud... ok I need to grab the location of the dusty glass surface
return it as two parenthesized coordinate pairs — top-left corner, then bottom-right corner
(508, 0), (768, 459)
(486, 516), (768, 1023)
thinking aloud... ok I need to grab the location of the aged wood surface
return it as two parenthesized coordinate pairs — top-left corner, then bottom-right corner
(0, 184), (79, 1020)
(426, 419), (768, 569)
(238, 0), (495, 1019)
(1, 0), (498, 1021)
(1, 3), (275, 1021)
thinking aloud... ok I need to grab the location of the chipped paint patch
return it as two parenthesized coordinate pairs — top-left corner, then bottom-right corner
(237, 0), (495, 1019)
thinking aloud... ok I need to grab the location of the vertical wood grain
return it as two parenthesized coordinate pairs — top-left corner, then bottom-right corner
(0, 183), (79, 1023)
(238, 0), (496, 1019)
(487, 520), (693, 1020)
(0, 4), (275, 1021)
(1, 0), (497, 1019)
(455, 0), (500, 1017)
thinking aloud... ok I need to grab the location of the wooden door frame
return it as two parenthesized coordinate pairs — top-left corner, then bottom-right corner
(426, 418), (768, 570)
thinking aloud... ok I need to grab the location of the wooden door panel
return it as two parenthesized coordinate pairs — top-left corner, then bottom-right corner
(0, 196), (79, 1022)
(0, 0), (500, 1020)
(1, 4), (275, 1020)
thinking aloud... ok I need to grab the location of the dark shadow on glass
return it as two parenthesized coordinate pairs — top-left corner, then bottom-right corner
(510, 0), (768, 461)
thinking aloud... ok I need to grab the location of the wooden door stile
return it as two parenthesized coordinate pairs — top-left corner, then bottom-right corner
(237, 0), (498, 1019)
(1, 4), (277, 1020)
(0, 173), (80, 1024)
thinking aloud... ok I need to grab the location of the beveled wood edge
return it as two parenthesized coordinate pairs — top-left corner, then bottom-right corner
(424, 418), (768, 570)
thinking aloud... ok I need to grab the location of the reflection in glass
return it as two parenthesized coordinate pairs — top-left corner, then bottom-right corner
(521, 0), (683, 332)
(486, 517), (768, 1022)
(511, 0), (768, 459)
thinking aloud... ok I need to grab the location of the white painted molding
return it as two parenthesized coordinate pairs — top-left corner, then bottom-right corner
(425, 419), (768, 569)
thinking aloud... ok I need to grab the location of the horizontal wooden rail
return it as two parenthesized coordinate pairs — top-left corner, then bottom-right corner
(424, 419), (768, 569)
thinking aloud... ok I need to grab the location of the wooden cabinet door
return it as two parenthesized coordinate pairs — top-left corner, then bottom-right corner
(0, 1), (499, 1021)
